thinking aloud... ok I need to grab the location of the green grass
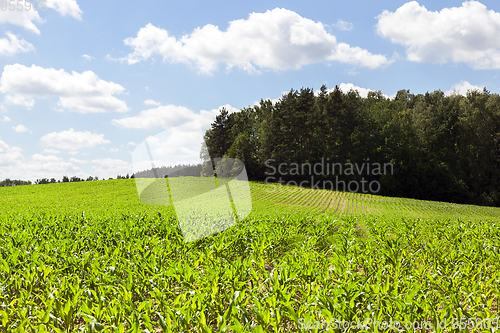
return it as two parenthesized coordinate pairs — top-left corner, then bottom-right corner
(0, 179), (499, 332)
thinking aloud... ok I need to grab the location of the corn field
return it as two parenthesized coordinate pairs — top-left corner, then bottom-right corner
(0, 179), (499, 332)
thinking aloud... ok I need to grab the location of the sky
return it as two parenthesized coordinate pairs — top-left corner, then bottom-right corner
(0, 0), (499, 181)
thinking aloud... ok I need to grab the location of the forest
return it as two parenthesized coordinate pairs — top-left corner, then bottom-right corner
(202, 85), (500, 207)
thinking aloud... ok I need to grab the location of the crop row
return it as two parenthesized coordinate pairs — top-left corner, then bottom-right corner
(0, 210), (499, 332)
(251, 184), (384, 217)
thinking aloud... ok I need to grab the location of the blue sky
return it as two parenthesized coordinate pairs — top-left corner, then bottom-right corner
(0, 0), (499, 181)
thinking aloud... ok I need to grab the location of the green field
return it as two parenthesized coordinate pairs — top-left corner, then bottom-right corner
(0, 179), (499, 332)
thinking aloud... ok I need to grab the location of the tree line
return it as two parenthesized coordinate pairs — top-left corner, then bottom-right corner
(0, 175), (127, 187)
(203, 85), (500, 207)
(133, 164), (203, 178)
(3, 85), (499, 207)
(0, 165), (203, 188)
(0, 179), (32, 187)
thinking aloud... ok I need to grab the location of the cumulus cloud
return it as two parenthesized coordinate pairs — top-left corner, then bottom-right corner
(376, 1), (500, 69)
(124, 103), (244, 174)
(338, 83), (385, 98)
(0, 141), (91, 181)
(329, 43), (391, 68)
(40, 128), (110, 151)
(311, 83), (387, 99)
(113, 105), (194, 130)
(27, 154), (85, 178)
(69, 157), (88, 164)
(58, 95), (128, 114)
(0, 0), (81, 35)
(1, 116), (10, 122)
(119, 8), (391, 74)
(82, 54), (92, 61)
(334, 19), (354, 31)
(92, 158), (133, 178)
(198, 104), (240, 126)
(42, 148), (60, 154)
(0, 32), (34, 56)
(445, 80), (483, 96)
(112, 103), (239, 130)
(0, 153), (87, 180)
(253, 95), (283, 106)
(116, 104), (240, 169)
(5, 93), (35, 108)
(0, 139), (23, 166)
(46, 0), (83, 20)
(144, 99), (161, 106)
(13, 124), (31, 133)
(0, 64), (128, 113)
(131, 124), (209, 173)
(0, 8), (43, 34)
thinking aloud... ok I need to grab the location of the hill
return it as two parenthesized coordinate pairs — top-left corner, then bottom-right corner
(0, 179), (498, 331)
(2, 178), (498, 221)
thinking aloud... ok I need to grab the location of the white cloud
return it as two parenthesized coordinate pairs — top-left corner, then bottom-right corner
(13, 124), (31, 133)
(5, 93), (35, 108)
(109, 148), (120, 152)
(127, 141), (138, 146)
(334, 19), (353, 31)
(271, 90), (294, 102)
(199, 104), (239, 127)
(113, 104), (238, 130)
(253, 96), (283, 106)
(58, 95), (128, 114)
(92, 158), (133, 179)
(144, 99), (161, 106)
(0, 0), (81, 36)
(0, 152), (87, 181)
(0, 64), (128, 113)
(69, 157), (88, 164)
(42, 148), (60, 154)
(376, 1), (500, 69)
(24, 154), (86, 180)
(132, 125), (207, 172)
(2, 116), (10, 122)
(329, 43), (392, 68)
(40, 128), (110, 151)
(0, 140), (23, 166)
(113, 105), (194, 130)
(0, 142), (93, 180)
(338, 83), (378, 98)
(445, 80), (483, 96)
(82, 54), (92, 61)
(46, 0), (83, 20)
(120, 8), (391, 74)
(0, 7), (43, 34)
(311, 83), (387, 99)
(261, 85), (389, 108)
(126, 104), (241, 172)
(0, 32), (34, 56)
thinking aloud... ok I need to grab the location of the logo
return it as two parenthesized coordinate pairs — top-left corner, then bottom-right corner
(132, 122), (252, 242)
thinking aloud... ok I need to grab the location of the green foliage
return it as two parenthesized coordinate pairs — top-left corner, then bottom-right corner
(205, 86), (500, 206)
(0, 178), (32, 187)
(0, 180), (499, 331)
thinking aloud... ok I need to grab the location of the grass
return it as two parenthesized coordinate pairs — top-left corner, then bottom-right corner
(0, 179), (499, 332)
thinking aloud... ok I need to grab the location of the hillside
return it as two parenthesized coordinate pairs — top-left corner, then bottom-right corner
(0, 180), (498, 331)
(2, 178), (498, 222)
